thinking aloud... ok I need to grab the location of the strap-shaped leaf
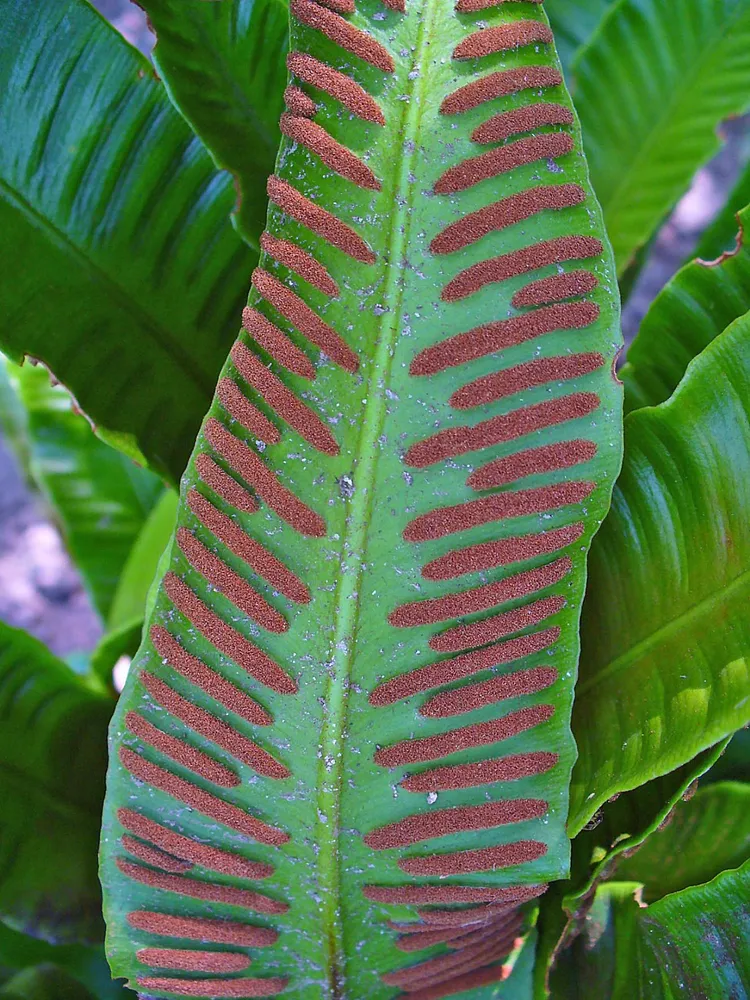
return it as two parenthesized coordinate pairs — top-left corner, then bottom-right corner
(542, 0), (614, 75)
(101, 1), (622, 996)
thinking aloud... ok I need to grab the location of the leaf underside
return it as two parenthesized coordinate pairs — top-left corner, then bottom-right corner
(101, 1), (621, 997)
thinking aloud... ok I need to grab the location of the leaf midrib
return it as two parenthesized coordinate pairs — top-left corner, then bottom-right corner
(0, 175), (217, 401)
(577, 564), (750, 695)
(592, 3), (750, 224)
(313, 4), (438, 990)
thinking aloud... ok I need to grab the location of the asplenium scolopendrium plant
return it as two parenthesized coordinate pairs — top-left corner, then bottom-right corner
(100, 0), (622, 996)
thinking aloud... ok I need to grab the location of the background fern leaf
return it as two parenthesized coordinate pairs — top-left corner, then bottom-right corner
(101, 1), (622, 996)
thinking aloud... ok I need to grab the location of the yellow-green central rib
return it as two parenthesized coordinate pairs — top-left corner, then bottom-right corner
(312, 2), (438, 991)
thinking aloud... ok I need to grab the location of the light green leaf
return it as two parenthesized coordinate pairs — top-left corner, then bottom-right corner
(137, 0), (288, 247)
(570, 311), (750, 835)
(0, 621), (113, 945)
(616, 781), (750, 901)
(550, 865), (750, 999)
(0, 0), (255, 485)
(1, 358), (163, 621)
(621, 203), (750, 413)
(574, 0), (750, 274)
(100, 2), (623, 996)
(543, 0), (614, 77)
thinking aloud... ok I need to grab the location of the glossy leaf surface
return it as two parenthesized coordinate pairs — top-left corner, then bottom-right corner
(137, 0), (289, 247)
(621, 203), (750, 412)
(616, 781), (750, 901)
(101, 1), (622, 996)
(571, 312), (750, 834)
(0, 621), (112, 945)
(574, 0), (750, 273)
(0, 0), (253, 484)
(550, 867), (750, 999)
(0, 359), (163, 621)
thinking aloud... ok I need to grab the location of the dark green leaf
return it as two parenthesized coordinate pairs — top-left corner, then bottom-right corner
(616, 781), (750, 901)
(703, 726), (750, 785)
(621, 203), (750, 412)
(100, 3), (623, 996)
(694, 152), (750, 263)
(571, 312), (750, 835)
(574, 0), (750, 273)
(137, 0), (288, 247)
(0, 0), (254, 485)
(0, 965), (94, 1000)
(550, 866), (750, 999)
(0, 622), (113, 944)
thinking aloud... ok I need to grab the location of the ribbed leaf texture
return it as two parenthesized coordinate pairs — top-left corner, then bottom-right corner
(101, 1), (622, 997)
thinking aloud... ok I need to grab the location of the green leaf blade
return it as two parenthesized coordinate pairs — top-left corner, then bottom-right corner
(101, 3), (622, 996)
(0, 0), (255, 485)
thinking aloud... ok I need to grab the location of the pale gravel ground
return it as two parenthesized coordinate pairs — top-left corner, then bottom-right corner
(0, 0), (746, 657)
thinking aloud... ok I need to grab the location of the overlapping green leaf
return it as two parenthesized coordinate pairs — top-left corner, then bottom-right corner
(570, 312), (750, 834)
(137, 0), (288, 246)
(0, 621), (113, 944)
(543, 0), (614, 77)
(616, 781), (750, 900)
(101, 1), (622, 995)
(621, 203), (750, 412)
(574, 0), (750, 273)
(0, 0), (254, 485)
(0, 358), (163, 620)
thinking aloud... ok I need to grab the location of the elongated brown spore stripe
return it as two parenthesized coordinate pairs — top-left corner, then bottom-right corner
(149, 626), (273, 728)
(441, 66), (562, 116)
(164, 572), (297, 694)
(187, 492), (309, 605)
(365, 800), (547, 850)
(370, 628), (558, 705)
(435, 133), (574, 195)
(196, 454), (259, 514)
(291, 0), (395, 72)
(121, 835), (192, 874)
(396, 925), (479, 952)
(127, 911), (278, 947)
(431, 184), (586, 255)
(472, 103), (574, 144)
(253, 268), (359, 373)
(390, 558), (571, 628)
(125, 711), (238, 788)
(404, 482), (595, 543)
(398, 963), (512, 1000)
(399, 840), (547, 877)
(231, 342), (338, 455)
(313, 0), (355, 14)
(216, 379), (281, 445)
(446, 911), (523, 943)
(136, 949), (251, 973)
(415, 903), (523, 928)
(267, 176), (376, 264)
(450, 354), (605, 409)
(423, 524), (584, 580)
(411, 303), (600, 376)
(117, 860), (288, 914)
(364, 885), (533, 905)
(281, 113), (381, 191)
(118, 809), (275, 879)
(442, 237), (603, 302)
(142, 671), (289, 780)
(513, 270), (599, 308)
(402, 752), (558, 792)
(405, 394), (600, 468)
(242, 307), (316, 381)
(421, 667), (558, 719)
(137, 977), (288, 997)
(470, 440), (597, 490)
(287, 53), (385, 125)
(206, 418), (326, 538)
(260, 232), (339, 297)
(385, 934), (516, 988)
(284, 85), (317, 118)
(177, 529), (288, 635)
(432, 596), (564, 654)
(457, 0), (543, 9)
(120, 749), (289, 845)
(375, 704), (555, 767)
(454, 21), (552, 60)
